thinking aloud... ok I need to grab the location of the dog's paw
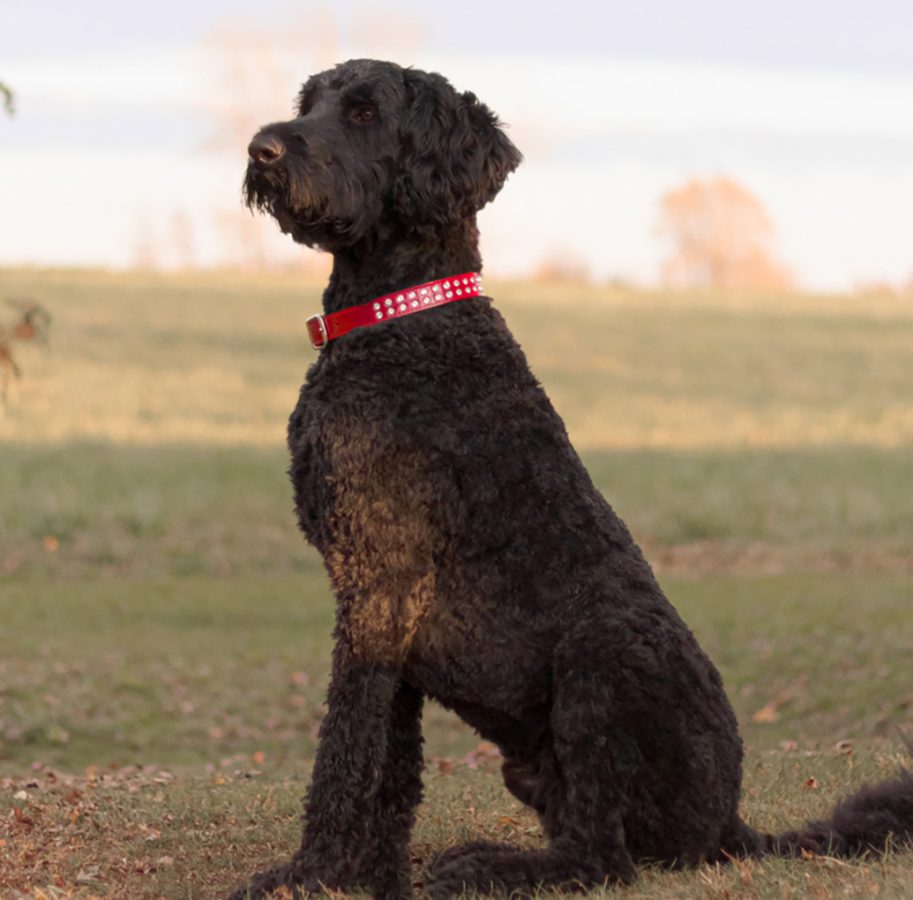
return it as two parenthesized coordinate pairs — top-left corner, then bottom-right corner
(224, 862), (324, 900)
(423, 870), (472, 900)
(424, 842), (509, 899)
(425, 841), (636, 897)
(428, 840), (509, 873)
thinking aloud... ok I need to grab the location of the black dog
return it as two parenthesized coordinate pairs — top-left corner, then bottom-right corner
(232, 59), (913, 899)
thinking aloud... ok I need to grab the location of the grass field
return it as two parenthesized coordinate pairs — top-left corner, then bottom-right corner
(1, 268), (912, 898)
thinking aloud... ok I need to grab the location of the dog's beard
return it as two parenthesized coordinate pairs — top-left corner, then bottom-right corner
(243, 165), (328, 242)
(243, 163), (382, 249)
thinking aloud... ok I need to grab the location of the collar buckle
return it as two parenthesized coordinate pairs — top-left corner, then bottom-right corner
(306, 314), (328, 349)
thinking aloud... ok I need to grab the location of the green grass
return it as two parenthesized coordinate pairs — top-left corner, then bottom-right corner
(4, 751), (913, 899)
(3, 442), (913, 580)
(2, 573), (911, 777)
(1, 268), (912, 896)
(2, 269), (912, 581)
(2, 573), (912, 897)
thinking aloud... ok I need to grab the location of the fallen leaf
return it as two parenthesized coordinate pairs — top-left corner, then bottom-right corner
(75, 866), (101, 885)
(13, 806), (34, 828)
(751, 701), (780, 723)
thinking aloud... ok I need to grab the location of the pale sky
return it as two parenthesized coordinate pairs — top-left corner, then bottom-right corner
(2, 1), (913, 290)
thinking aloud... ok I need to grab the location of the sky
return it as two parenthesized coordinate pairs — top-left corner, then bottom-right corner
(2, 0), (913, 290)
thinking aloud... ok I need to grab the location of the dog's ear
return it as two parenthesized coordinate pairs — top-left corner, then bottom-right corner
(393, 69), (522, 226)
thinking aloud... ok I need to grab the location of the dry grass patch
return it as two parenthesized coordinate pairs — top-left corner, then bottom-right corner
(2, 269), (912, 451)
(3, 749), (913, 898)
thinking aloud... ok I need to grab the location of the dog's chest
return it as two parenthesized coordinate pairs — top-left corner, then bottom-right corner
(287, 374), (423, 526)
(286, 382), (334, 549)
(287, 371), (446, 662)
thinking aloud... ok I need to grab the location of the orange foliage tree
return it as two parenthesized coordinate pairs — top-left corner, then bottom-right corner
(657, 176), (792, 290)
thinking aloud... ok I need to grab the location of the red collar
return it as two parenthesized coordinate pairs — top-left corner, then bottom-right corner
(306, 272), (483, 349)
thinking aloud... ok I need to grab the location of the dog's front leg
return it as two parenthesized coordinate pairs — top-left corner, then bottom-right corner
(228, 640), (401, 899)
(354, 679), (423, 899)
(295, 639), (405, 883)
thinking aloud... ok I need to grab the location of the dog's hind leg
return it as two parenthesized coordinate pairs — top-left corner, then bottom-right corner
(426, 753), (635, 899)
(426, 628), (638, 897)
(425, 841), (621, 898)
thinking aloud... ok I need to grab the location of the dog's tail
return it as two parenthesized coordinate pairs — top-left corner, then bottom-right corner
(762, 766), (913, 858)
(726, 741), (913, 863)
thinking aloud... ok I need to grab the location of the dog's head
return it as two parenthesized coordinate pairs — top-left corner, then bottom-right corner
(243, 59), (522, 250)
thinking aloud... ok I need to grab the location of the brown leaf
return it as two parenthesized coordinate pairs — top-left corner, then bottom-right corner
(751, 701), (780, 723)
(13, 806), (35, 828)
(75, 866), (101, 885)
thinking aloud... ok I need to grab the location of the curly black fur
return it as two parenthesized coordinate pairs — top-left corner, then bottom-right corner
(230, 59), (913, 899)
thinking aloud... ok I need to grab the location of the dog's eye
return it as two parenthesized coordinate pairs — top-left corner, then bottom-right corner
(350, 104), (377, 124)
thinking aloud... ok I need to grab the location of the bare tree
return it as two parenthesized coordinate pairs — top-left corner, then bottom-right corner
(131, 210), (161, 271)
(200, 10), (340, 270)
(168, 210), (198, 271)
(533, 245), (592, 283)
(1, 82), (14, 116)
(201, 16), (334, 156)
(200, 5), (426, 271)
(657, 176), (792, 291)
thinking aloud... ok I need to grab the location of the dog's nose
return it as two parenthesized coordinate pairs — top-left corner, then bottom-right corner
(248, 134), (286, 166)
